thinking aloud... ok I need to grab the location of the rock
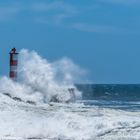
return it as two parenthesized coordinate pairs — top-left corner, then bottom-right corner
(12, 97), (22, 102)
(3, 93), (12, 98)
(26, 100), (36, 105)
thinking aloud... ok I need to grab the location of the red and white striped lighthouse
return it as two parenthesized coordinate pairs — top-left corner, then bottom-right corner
(9, 48), (19, 81)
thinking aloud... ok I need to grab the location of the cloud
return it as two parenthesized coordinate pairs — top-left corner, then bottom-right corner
(32, 2), (76, 13)
(32, 1), (129, 34)
(34, 13), (73, 25)
(0, 5), (20, 21)
(0, 1), (76, 24)
(0, 1), (132, 34)
(32, 1), (76, 24)
(99, 0), (140, 5)
(0, 1), (77, 28)
(70, 23), (120, 33)
(31, 1), (128, 34)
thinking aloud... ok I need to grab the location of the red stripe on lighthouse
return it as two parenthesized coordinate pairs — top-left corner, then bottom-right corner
(10, 71), (17, 78)
(10, 60), (17, 66)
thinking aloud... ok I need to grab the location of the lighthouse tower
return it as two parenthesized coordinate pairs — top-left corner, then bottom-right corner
(9, 48), (19, 81)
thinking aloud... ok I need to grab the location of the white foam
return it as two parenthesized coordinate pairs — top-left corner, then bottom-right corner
(0, 49), (84, 103)
(0, 96), (139, 140)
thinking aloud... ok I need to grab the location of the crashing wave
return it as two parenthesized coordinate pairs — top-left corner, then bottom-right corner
(0, 49), (85, 103)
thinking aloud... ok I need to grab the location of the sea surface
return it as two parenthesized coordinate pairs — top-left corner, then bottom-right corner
(0, 84), (140, 140)
(77, 84), (140, 110)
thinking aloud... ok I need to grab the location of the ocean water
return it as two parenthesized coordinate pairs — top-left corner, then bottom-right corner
(77, 84), (140, 110)
(0, 84), (140, 140)
(0, 49), (140, 140)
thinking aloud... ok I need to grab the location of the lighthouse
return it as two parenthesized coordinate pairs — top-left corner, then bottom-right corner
(9, 48), (19, 81)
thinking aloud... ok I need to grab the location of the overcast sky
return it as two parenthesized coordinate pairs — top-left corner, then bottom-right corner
(0, 0), (140, 83)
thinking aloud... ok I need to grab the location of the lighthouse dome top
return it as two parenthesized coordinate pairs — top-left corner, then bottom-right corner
(9, 48), (19, 54)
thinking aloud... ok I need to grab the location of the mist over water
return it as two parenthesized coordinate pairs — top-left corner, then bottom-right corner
(0, 49), (85, 103)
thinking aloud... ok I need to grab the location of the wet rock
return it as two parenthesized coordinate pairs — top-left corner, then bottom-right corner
(50, 95), (60, 103)
(3, 93), (11, 98)
(26, 100), (36, 105)
(12, 97), (22, 102)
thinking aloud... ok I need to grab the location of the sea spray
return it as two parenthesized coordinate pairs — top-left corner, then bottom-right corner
(0, 49), (85, 103)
